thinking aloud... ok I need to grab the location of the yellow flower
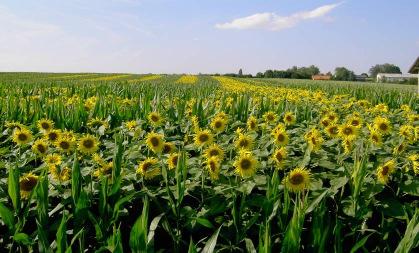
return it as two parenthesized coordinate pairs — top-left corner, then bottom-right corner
(325, 111), (338, 123)
(235, 134), (253, 150)
(44, 153), (62, 166)
(376, 160), (396, 184)
(234, 151), (258, 178)
(146, 132), (165, 153)
(162, 142), (176, 154)
(304, 128), (323, 151)
(5, 121), (24, 130)
(399, 125), (415, 144)
(407, 154), (418, 174)
(167, 153), (179, 170)
(12, 128), (33, 145)
(55, 136), (75, 153)
(272, 147), (287, 169)
(283, 112), (296, 126)
(346, 115), (363, 128)
(137, 158), (161, 179)
(148, 112), (163, 127)
(194, 129), (213, 147)
(342, 139), (353, 155)
(320, 118), (331, 128)
(93, 162), (113, 177)
(87, 117), (109, 130)
(125, 120), (138, 131)
(247, 116), (258, 131)
(204, 144), (225, 161)
(284, 168), (310, 193)
(338, 124), (358, 141)
(44, 129), (61, 143)
(393, 142), (406, 155)
(206, 157), (221, 180)
(263, 111), (277, 124)
(50, 166), (71, 182)
(272, 127), (289, 147)
(325, 125), (339, 138)
(210, 117), (227, 133)
(37, 119), (54, 133)
(32, 139), (49, 157)
(369, 128), (382, 146)
(373, 116), (391, 135)
(78, 135), (99, 155)
(20, 173), (39, 199)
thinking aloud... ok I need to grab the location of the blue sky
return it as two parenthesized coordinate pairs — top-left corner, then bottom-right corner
(0, 0), (418, 74)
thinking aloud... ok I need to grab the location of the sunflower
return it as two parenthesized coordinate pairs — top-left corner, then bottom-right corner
(373, 116), (392, 135)
(399, 125), (415, 144)
(284, 168), (310, 193)
(235, 134), (253, 150)
(148, 112), (163, 127)
(206, 157), (221, 180)
(55, 136), (75, 153)
(304, 128), (323, 151)
(137, 158), (161, 179)
(320, 118), (331, 128)
(210, 117), (227, 133)
(283, 112), (296, 126)
(247, 116), (258, 131)
(338, 124), (358, 140)
(5, 121), (24, 130)
(93, 162), (113, 177)
(194, 129), (213, 147)
(37, 119), (54, 133)
(369, 129), (382, 146)
(263, 111), (277, 124)
(346, 115), (363, 128)
(376, 160), (396, 184)
(325, 125), (339, 138)
(44, 153), (62, 166)
(44, 129), (61, 143)
(87, 117), (109, 130)
(32, 139), (49, 157)
(393, 142), (406, 155)
(78, 135), (99, 155)
(124, 120), (138, 131)
(12, 128), (33, 145)
(163, 142), (176, 154)
(342, 139), (353, 155)
(272, 128), (289, 147)
(167, 153), (179, 170)
(325, 112), (338, 123)
(204, 144), (225, 161)
(407, 154), (418, 174)
(272, 147), (287, 169)
(234, 151), (258, 178)
(50, 166), (71, 182)
(146, 132), (165, 153)
(20, 173), (39, 199)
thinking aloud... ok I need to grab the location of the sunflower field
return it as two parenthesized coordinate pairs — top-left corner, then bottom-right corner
(0, 73), (418, 253)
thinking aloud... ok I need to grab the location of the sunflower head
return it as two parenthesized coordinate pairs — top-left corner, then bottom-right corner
(12, 128), (33, 145)
(194, 130), (213, 147)
(304, 128), (323, 151)
(55, 136), (75, 153)
(162, 142), (176, 154)
(347, 115), (363, 128)
(44, 153), (62, 166)
(325, 125), (339, 138)
(78, 135), (99, 155)
(148, 112), (163, 127)
(235, 134), (253, 150)
(272, 147), (287, 169)
(20, 173), (39, 199)
(373, 116), (392, 135)
(339, 124), (358, 140)
(234, 151), (258, 178)
(124, 120), (138, 131)
(44, 129), (61, 142)
(32, 139), (49, 156)
(283, 112), (296, 126)
(377, 160), (396, 184)
(50, 166), (71, 182)
(146, 132), (165, 153)
(247, 116), (258, 131)
(137, 158), (160, 179)
(263, 111), (277, 124)
(206, 157), (221, 180)
(37, 119), (54, 133)
(210, 117), (227, 133)
(284, 168), (310, 193)
(167, 153), (179, 170)
(204, 144), (225, 161)
(272, 129), (289, 146)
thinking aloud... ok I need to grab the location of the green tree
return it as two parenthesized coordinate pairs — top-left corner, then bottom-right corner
(264, 70), (274, 78)
(256, 72), (264, 78)
(334, 67), (356, 81)
(238, 68), (243, 77)
(369, 63), (401, 78)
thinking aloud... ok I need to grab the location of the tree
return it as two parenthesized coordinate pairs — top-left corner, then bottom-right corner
(238, 69), (243, 77)
(369, 64), (401, 78)
(264, 70), (274, 78)
(256, 72), (264, 78)
(334, 67), (356, 81)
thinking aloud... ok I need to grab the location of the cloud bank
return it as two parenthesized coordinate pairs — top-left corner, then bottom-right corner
(215, 3), (341, 31)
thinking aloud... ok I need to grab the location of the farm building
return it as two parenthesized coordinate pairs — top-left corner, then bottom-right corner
(408, 56), (419, 93)
(312, 74), (332, 80)
(376, 73), (416, 82)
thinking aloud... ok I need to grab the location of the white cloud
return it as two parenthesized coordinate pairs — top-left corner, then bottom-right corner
(215, 3), (341, 31)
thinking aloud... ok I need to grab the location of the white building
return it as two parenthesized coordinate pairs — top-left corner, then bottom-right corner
(408, 57), (419, 93)
(376, 73), (416, 82)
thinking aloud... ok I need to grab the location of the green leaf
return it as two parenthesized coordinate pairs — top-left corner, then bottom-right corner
(129, 196), (149, 253)
(0, 202), (14, 231)
(147, 213), (164, 245)
(8, 166), (20, 211)
(56, 213), (68, 253)
(244, 238), (256, 253)
(400, 178), (419, 196)
(71, 153), (81, 206)
(350, 233), (373, 253)
(188, 238), (198, 253)
(13, 232), (32, 245)
(202, 225), (222, 253)
(195, 217), (214, 229)
(306, 190), (328, 214)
